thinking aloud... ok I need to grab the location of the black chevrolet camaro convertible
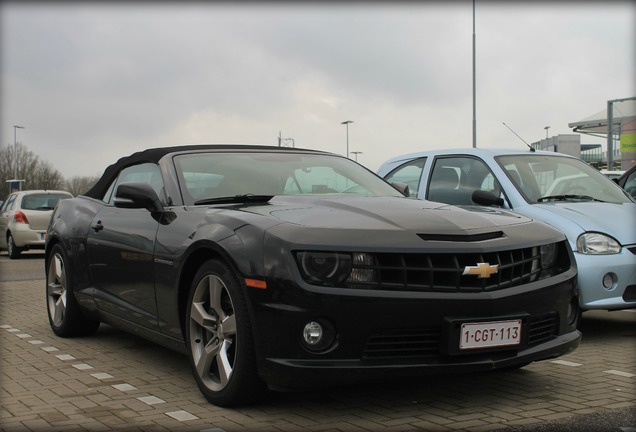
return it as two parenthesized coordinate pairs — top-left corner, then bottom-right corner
(45, 145), (581, 406)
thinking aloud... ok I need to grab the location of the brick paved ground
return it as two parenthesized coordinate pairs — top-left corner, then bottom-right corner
(1, 278), (634, 432)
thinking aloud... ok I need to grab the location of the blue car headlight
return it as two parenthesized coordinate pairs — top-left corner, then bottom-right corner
(576, 232), (621, 255)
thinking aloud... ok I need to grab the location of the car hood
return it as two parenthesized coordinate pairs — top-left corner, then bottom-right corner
(523, 202), (636, 245)
(245, 196), (534, 234)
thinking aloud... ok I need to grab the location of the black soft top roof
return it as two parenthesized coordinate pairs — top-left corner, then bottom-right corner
(83, 144), (330, 199)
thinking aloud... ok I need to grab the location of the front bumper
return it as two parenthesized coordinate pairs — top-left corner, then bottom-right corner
(262, 330), (581, 389)
(246, 273), (581, 390)
(575, 248), (636, 310)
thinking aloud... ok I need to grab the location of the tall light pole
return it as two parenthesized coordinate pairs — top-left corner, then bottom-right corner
(341, 120), (353, 158)
(351, 151), (362, 162)
(13, 125), (25, 179)
(544, 125), (550, 140)
(472, 0), (477, 148)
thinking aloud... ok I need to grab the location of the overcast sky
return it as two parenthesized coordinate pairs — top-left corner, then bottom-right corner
(1, 1), (634, 179)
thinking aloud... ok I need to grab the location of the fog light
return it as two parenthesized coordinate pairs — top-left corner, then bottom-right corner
(602, 273), (616, 290)
(301, 320), (337, 352)
(303, 321), (323, 346)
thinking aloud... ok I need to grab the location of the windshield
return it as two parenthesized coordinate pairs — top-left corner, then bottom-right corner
(496, 154), (632, 204)
(174, 151), (404, 205)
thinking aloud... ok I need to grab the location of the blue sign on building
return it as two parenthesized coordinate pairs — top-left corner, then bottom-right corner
(8, 180), (23, 193)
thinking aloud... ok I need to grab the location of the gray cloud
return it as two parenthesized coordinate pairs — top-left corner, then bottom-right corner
(1, 2), (634, 177)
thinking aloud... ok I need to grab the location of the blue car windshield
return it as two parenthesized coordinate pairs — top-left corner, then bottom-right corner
(496, 154), (633, 204)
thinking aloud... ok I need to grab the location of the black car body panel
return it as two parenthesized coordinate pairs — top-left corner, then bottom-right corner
(46, 145), (580, 405)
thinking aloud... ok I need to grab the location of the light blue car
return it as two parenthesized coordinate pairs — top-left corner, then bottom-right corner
(378, 148), (636, 312)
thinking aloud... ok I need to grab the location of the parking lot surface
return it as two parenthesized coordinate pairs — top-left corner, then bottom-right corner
(1, 253), (634, 431)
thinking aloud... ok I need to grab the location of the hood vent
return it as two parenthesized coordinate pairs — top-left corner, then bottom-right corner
(418, 231), (504, 242)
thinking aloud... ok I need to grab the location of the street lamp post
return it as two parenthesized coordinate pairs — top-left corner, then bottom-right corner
(544, 125), (550, 140)
(13, 125), (25, 179)
(341, 120), (353, 158)
(351, 151), (362, 162)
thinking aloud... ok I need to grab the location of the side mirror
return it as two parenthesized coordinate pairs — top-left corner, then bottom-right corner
(114, 182), (163, 213)
(472, 190), (504, 207)
(391, 181), (410, 197)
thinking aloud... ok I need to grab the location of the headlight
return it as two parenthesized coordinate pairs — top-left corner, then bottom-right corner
(576, 233), (621, 255)
(297, 252), (352, 285)
(540, 243), (558, 269)
(296, 251), (377, 286)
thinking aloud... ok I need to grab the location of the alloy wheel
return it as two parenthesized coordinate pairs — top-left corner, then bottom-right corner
(47, 252), (67, 327)
(189, 274), (237, 392)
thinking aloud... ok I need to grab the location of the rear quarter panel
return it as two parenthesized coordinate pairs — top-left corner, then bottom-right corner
(46, 196), (105, 304)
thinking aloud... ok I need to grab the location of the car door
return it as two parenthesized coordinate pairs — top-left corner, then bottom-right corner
(87, 163), (165, 330)
(425, 156), (506, 206)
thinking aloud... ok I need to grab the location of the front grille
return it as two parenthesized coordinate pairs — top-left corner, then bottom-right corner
(527, 313), (558, 345)
(348, 247), (543, 293)
(623, 285), (636, 302)
(363, 328), (441, 359)
(362, 314), (559, 359)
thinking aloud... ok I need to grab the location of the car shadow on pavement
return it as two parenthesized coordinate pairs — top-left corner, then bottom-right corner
(258, 359), (566, 411)
(0, 251), (45, 259)
(578, 310), (636, 341)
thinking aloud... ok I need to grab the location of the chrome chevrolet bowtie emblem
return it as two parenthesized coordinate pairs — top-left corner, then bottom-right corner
(462, 263), (499, 279)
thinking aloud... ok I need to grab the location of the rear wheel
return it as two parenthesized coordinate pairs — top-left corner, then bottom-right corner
(7, 234), (22, 259)
(186, 259), (265, 407)
(46, 244), (100, 337)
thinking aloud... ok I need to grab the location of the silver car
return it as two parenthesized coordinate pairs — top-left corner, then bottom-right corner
(0, 190), (73, 259)
(378, 148), (636, 313)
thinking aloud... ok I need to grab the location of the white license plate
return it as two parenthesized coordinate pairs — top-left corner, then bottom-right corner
(460, 319), (521, 350)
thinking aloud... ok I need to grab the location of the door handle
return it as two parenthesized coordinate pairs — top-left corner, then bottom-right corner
(91, 221), (104, 232)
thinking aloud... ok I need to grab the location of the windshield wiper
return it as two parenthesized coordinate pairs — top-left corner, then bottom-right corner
(194, 194), (274, 205)
(537, 194), (606, 203)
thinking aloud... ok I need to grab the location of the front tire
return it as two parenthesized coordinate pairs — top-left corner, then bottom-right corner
(186, 259), (265, 407)
(46, 244), (100, 337)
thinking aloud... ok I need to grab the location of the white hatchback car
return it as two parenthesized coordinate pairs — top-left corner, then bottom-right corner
(0, 190), (73, 259)
(378, 148), (636, 313)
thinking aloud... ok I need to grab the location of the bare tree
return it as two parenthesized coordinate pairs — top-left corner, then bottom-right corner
(1, 143), (68, 200)
(28, 161), (66, 191)
(0, 143), (18, 186)
(66, 175), (99, 196)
